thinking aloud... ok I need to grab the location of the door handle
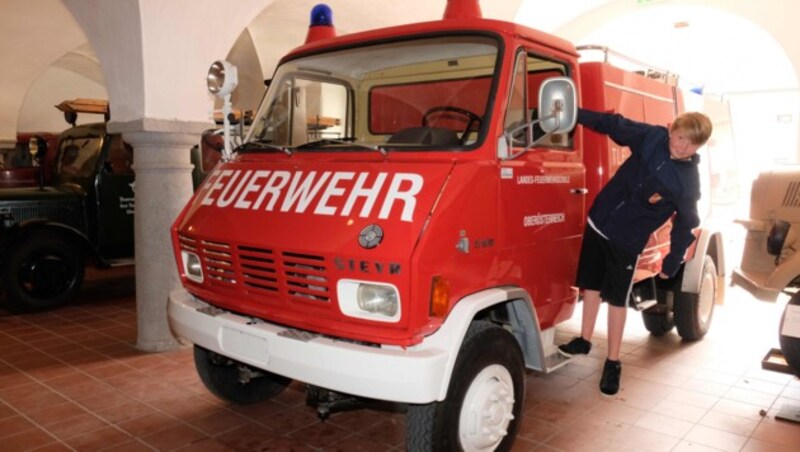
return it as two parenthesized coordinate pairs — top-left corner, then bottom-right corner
(570, 188), (588, 195)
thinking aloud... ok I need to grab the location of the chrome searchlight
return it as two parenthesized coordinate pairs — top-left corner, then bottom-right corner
(207, 60), (239, 161)
(207, 60), (238, 97)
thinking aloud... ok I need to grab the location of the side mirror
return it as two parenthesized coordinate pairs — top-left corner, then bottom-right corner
(538, 77), (577, 134)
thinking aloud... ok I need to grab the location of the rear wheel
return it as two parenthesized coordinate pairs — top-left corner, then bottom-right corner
(194, 345), (291, 404)
(674, 256), (717, 341)
(2, 232), (84, 312)
(406, 321), (524, 451)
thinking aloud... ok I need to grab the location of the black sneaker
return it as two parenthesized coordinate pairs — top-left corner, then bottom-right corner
(558, 336), (592, 356)
(600, 359), (621, 396)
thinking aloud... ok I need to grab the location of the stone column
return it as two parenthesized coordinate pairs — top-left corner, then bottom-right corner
(110, 119), (212, 352)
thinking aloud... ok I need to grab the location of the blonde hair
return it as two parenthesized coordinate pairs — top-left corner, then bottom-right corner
(670, 112), (713, 146)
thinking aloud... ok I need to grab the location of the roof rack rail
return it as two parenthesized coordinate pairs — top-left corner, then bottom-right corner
(577, 45), (679, 86)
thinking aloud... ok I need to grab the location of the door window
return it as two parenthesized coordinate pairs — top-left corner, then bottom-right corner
(106, 135), (134, 174)
(504, 51), (574, 150)
(58, 137), (102, 176)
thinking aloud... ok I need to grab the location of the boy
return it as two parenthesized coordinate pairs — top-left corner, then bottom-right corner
(559, 109), (713, 395)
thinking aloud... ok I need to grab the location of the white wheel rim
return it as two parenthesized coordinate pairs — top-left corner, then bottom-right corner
(698, 262), (716, 324)
(458, 364), (515, 451)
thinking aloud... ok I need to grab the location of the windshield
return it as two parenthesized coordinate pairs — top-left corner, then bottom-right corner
(246, 35), (500, 152)
(57, 136), (102, 177)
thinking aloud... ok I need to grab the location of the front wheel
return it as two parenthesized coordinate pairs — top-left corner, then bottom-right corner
(406, 321), (524, 451)
(2, 232), (84, 312)
(194, 345), (291, 405)
(674, 255), (717, 341)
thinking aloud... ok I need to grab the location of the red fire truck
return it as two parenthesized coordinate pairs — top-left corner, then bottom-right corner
(168, 1), (723, 449)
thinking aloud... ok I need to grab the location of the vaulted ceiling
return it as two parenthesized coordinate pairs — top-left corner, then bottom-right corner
(1, 0), (796, 143)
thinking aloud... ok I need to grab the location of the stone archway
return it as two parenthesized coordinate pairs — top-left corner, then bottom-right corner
(61, 0), (275, 351)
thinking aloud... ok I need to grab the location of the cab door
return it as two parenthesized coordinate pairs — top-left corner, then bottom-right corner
(498, 50), (585, 324)
(95, 134), (135, 260)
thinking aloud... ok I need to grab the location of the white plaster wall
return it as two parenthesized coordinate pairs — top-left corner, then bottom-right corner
(575, 6), (793, 95)
(5, 0), (521, 139)
(518, 1), (798, 83)
(135, 0), (272, 121)
(0, 0), (86, 140)
(61, 0), (144, 123)
(227, 30), (266, 117)
(62, 0), (274, 123)
(17, 67), (108, 133)
(727, 91), (800, 180)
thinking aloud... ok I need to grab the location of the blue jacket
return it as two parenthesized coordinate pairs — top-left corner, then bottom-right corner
(579, 109), (700, 277)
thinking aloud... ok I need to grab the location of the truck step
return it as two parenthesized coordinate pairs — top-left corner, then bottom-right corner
(543, 350), (573, 372)
(629, 298), (657, 311)
(106, 258), (135, 267)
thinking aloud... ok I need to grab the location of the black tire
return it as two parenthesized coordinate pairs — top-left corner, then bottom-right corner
(642, 305), (675, 336)
(194, 345), (290, 405)
(2, 232), (84, 312)
(674, 256), (717, 341)
(406, 321), (524, 451)
(779, 292), (800, 377)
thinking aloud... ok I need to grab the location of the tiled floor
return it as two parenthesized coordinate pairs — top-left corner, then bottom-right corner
(2, 266), (800, 451)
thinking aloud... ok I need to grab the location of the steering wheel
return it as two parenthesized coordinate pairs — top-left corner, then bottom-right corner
(422, 106), (482, 144)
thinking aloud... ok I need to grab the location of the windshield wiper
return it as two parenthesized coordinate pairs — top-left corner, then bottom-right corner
(295, 138), (387, 156)
(238, 140), (292, 156)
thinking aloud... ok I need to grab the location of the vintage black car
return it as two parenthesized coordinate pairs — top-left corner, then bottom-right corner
(0, 122), (221, 312)
(0, 123), (135, 311)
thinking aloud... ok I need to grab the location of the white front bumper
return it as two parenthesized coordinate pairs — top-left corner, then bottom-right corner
(168, 288), (450, 404)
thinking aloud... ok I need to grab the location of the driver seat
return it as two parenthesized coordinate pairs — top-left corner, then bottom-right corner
(387, 127), (460, 146)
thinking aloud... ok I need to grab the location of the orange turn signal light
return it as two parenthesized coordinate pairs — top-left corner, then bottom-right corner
(429, 276), (450, 318)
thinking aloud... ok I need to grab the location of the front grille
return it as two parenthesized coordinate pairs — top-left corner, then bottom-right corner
(3, 204), (83, 229)
(240, 245), (277, 292)
(204, 240), (235, 284)
(283, 251), (328, 301)
(179, 234), (330, 303)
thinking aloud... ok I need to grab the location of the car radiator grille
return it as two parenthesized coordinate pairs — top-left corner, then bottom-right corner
(782, 180), (800, 208)
(3, 205), (83, 229)
(178, 234), (330, 303)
